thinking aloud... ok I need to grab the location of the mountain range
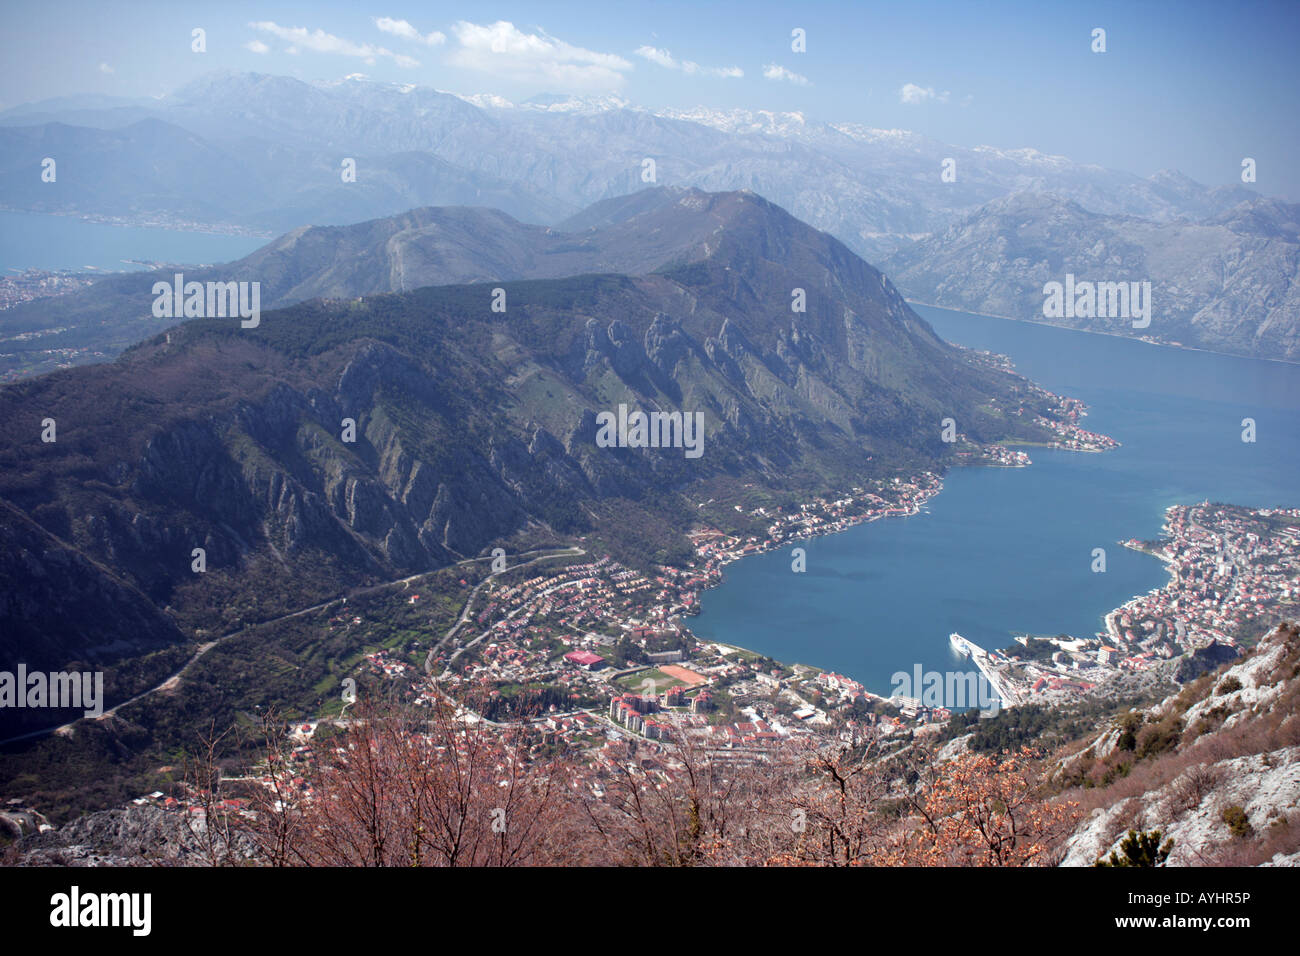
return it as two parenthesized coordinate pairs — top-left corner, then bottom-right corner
(883, 193), (1300, 361)
(2, 71), (1292, 365)
(0, 188), (1062, 737)
(0, 185), (953, 378)
(0, 72), (1258, 244)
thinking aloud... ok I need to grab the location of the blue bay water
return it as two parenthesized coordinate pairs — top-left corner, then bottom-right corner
(691, 306), (1300, 696)
(0, 210), (266, 274)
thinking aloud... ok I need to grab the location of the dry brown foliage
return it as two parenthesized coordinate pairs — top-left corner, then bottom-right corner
(237, 697), (573, 866)
(886, 747), (1081, 866)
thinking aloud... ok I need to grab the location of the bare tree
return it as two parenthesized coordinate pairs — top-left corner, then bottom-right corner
(775, 742), (896, 866)
(578, 730), (806, 866)
(242, 694), (574, 866)
(180, 719), (241, 866)
(889, 746), (1081, 866)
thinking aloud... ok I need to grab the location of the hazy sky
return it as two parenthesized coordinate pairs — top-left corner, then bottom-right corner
(3, 0), (1298, 197)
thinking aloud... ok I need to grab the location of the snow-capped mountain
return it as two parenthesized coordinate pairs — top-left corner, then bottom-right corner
(0, 71), (1287, 359)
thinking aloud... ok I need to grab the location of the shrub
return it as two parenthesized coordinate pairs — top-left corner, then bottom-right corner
(1095, 829), (1174, 867)
(1217, 676), (1243, 695)
(1171, 763), (1223, 811)
(1222, 805), (1254, 839)
(1136, 715), (1184, 760)
(1116, 712), (1141, 752)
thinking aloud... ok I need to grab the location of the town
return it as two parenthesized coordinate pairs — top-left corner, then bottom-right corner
(0, 268), (98, 312)
(959, 501), (1300, 710)
(337, 492), (1298, 772)
(116, 395), (1294, 818)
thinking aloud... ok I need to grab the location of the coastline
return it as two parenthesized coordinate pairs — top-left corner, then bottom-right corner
(908, 299), (1300, 369)
(680, 480), (1217, 711)
(687, 492), (1250, 714)
(0, 205), (275, 241)
(703, 485), (936, 574)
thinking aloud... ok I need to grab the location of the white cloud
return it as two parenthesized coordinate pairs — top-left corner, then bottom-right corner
(635, 45), (675, 69)
(899, 83), (950, 104)
(762, 63), (810, 86)
(635, 45), (741, 78)
(449, 20), (632, 91)
(375, 17), (446, 46)
(97, 62), (114, 74)
(249, 21), (420, 67)
(244, 39), (270, 55)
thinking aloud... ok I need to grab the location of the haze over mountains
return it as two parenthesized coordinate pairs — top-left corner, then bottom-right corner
(0, 71), (1258, 249)
(2, 70), (1293, 365)
(0, 185), (956, 378)
(884, 193), (1300, 361)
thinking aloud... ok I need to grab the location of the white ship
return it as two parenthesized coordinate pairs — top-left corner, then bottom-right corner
(949, 632), (1015, 710)
(950, 632), (978, 657)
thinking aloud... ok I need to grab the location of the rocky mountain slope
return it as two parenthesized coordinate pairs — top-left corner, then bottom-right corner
(0, 185), (969, 380)
(1053, 622), (1300, 866)
(0, 190), (1061, 731)
(883, 193), (1300, 361)
(7, 803), (256, 866)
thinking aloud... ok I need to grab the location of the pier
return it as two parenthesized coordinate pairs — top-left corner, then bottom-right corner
(949, 632), (1016, 710)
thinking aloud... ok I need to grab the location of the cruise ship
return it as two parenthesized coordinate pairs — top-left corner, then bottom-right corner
(949, 632), (1015, 710)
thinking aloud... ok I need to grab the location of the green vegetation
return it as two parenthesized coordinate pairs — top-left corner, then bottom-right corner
(615, 668), (687, 693)
(1217, 676), (1243, 695)
(1222, 805), (1254, 839)
(1095, 829), (1174, 867)
(480, 684), (591, 722)
(938, 701), (1123, 753)
(1002, 638), (1060, 663)
(1135, 713), (1183, 760)
(0, 562), (470, 822)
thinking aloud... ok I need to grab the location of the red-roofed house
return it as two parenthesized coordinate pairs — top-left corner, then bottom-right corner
(564, 650), (607, 671)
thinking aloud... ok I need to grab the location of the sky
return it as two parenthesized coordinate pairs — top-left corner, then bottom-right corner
(2, 0), (1298, 197)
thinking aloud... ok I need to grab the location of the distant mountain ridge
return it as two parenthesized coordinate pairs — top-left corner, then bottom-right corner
(883, 193), (1300, 362)
(1, 70), (1290, 366)
(0, 71), (1261, 252)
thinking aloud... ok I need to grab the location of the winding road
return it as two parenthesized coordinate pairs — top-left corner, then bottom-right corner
(0, 546), (584, 747)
